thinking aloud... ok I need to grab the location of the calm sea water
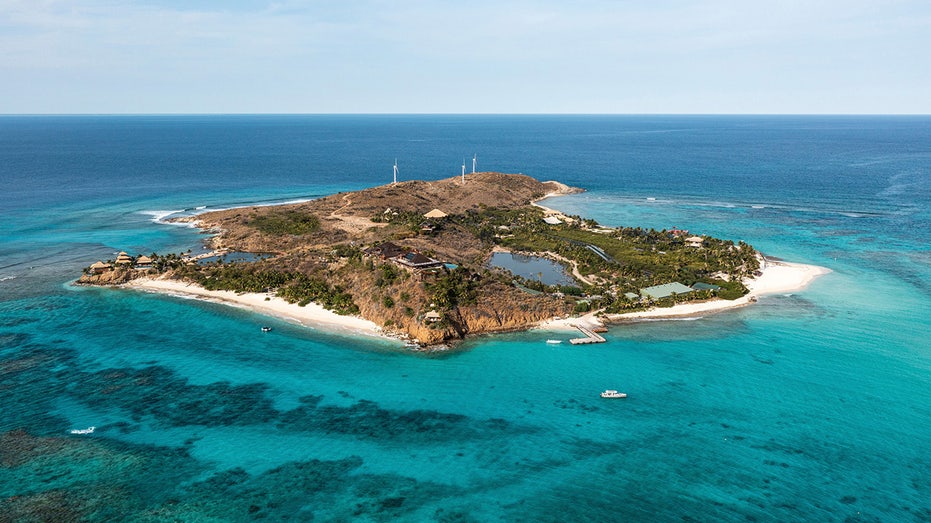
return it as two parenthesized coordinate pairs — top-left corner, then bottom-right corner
(1, 115), (930, 522)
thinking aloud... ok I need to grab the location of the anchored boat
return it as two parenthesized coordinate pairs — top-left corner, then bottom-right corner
(600, 390), (627, 399)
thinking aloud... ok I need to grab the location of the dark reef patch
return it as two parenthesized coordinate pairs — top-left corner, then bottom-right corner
(0, 489), (84, 523)
(61, 365), (279, 427)
(150, 456), (463, 521)
(279, 397), (519, 442)
(0, 430), (69, 468)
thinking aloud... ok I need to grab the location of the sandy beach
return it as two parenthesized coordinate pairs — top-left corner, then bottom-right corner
(536, 257), (831, 331)
(124, 255), (829, 342)
(605, 258), (831, 322)
(123, 277), (391, 340)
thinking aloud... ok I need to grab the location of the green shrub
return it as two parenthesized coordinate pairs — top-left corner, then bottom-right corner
(247, 210), (320, 236)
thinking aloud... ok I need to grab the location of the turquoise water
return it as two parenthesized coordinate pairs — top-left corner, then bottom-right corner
(1, 116), (930, 521)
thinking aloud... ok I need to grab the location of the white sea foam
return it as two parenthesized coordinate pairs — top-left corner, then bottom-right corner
(0, 275), (15, 282)
(139, 210), (184, 223)
(636, 316), (704, 322)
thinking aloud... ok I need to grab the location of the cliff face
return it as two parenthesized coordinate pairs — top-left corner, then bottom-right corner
(344, 273), (573, 345)
(76, 268), (145, 286)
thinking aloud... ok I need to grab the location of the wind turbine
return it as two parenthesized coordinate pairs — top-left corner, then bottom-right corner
(461, 159), (466, 184)
(472, 154), (477, 174)
(393, 159), (398, 185)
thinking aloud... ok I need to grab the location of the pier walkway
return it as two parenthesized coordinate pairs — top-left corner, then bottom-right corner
(569, 325), (606, 345)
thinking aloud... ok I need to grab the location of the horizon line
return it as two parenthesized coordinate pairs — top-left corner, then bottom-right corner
(1, 112), (930, 117)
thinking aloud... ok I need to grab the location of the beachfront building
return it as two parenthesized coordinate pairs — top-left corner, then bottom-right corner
(88, 261), (112, 274)
(135, 255), (153, 269)
(640, 282), (695, 300)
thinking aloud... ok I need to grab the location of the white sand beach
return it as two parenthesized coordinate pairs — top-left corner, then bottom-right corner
(123, 277), (390, 340)
(604, 258), (831, 322)
(536, 257), (831, 330)
(124, 255), (828, 342)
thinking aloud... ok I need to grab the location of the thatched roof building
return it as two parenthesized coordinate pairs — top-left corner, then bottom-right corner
(423, 208), (448, 219)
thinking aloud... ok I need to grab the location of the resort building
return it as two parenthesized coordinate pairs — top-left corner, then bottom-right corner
(115, 251), (134, 265)
(364, 242), (405, 260)
(135, 255), (153, 269)
(640, 282), (695, 300)
(423, 311), (442, 323)
(89, 261), (112, 274)
(423, 209), (448, 219)
(543, 216), (563, 225)
(394, 251), (444, 271)
(686, 236), (704, 248)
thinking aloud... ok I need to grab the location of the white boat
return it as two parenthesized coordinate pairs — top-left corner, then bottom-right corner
(261, 326), (272, 332)
(546, 339), (562, 344)
(69, 426), (95, 435)
(600, 390), (627, 399)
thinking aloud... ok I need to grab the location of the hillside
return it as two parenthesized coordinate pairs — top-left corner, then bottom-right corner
(78, 172), (758, 346)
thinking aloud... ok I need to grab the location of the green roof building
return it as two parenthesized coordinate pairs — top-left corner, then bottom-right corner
(640, 282), (694, 299)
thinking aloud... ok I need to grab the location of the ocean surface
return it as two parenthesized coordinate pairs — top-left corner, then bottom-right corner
(1, 115), (930, 522)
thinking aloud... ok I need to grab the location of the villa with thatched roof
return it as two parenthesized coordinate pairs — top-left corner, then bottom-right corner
(423, 311), (442, 323)
(115, 251), (134, 265)
(89, 261), (112, 274)
(423, 208), (448, 219)
(135, 255), (153, 269)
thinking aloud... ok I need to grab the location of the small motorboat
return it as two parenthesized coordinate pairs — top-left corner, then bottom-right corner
(600, 390), (627, 399)
(261, 326), (272, 332)
(546, 339), (562, 344)
(69, 426), (95, 435)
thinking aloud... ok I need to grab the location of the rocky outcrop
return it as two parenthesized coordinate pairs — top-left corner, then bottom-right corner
(75, 268), (146, 286)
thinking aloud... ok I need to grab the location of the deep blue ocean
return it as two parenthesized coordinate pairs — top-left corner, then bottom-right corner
(1, 115), (930, 522)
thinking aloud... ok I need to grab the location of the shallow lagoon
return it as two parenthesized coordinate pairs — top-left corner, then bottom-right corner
(488, 251), (577, 287)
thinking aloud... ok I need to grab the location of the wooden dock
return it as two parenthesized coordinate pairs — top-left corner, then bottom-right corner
(569, 325), (606, 345)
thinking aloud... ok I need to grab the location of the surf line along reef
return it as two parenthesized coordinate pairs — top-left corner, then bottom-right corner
(76, 172), (790, 347)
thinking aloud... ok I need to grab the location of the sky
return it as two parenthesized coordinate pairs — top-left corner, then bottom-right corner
(1, 0), (929, 114)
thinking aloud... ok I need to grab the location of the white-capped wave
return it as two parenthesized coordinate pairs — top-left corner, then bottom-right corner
(636, 316), (704, 322)
(139, 210), (184, 223)
(0, 275), (15, 282)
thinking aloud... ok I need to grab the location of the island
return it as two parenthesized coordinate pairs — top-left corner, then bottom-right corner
(76, 172), (828, 347)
